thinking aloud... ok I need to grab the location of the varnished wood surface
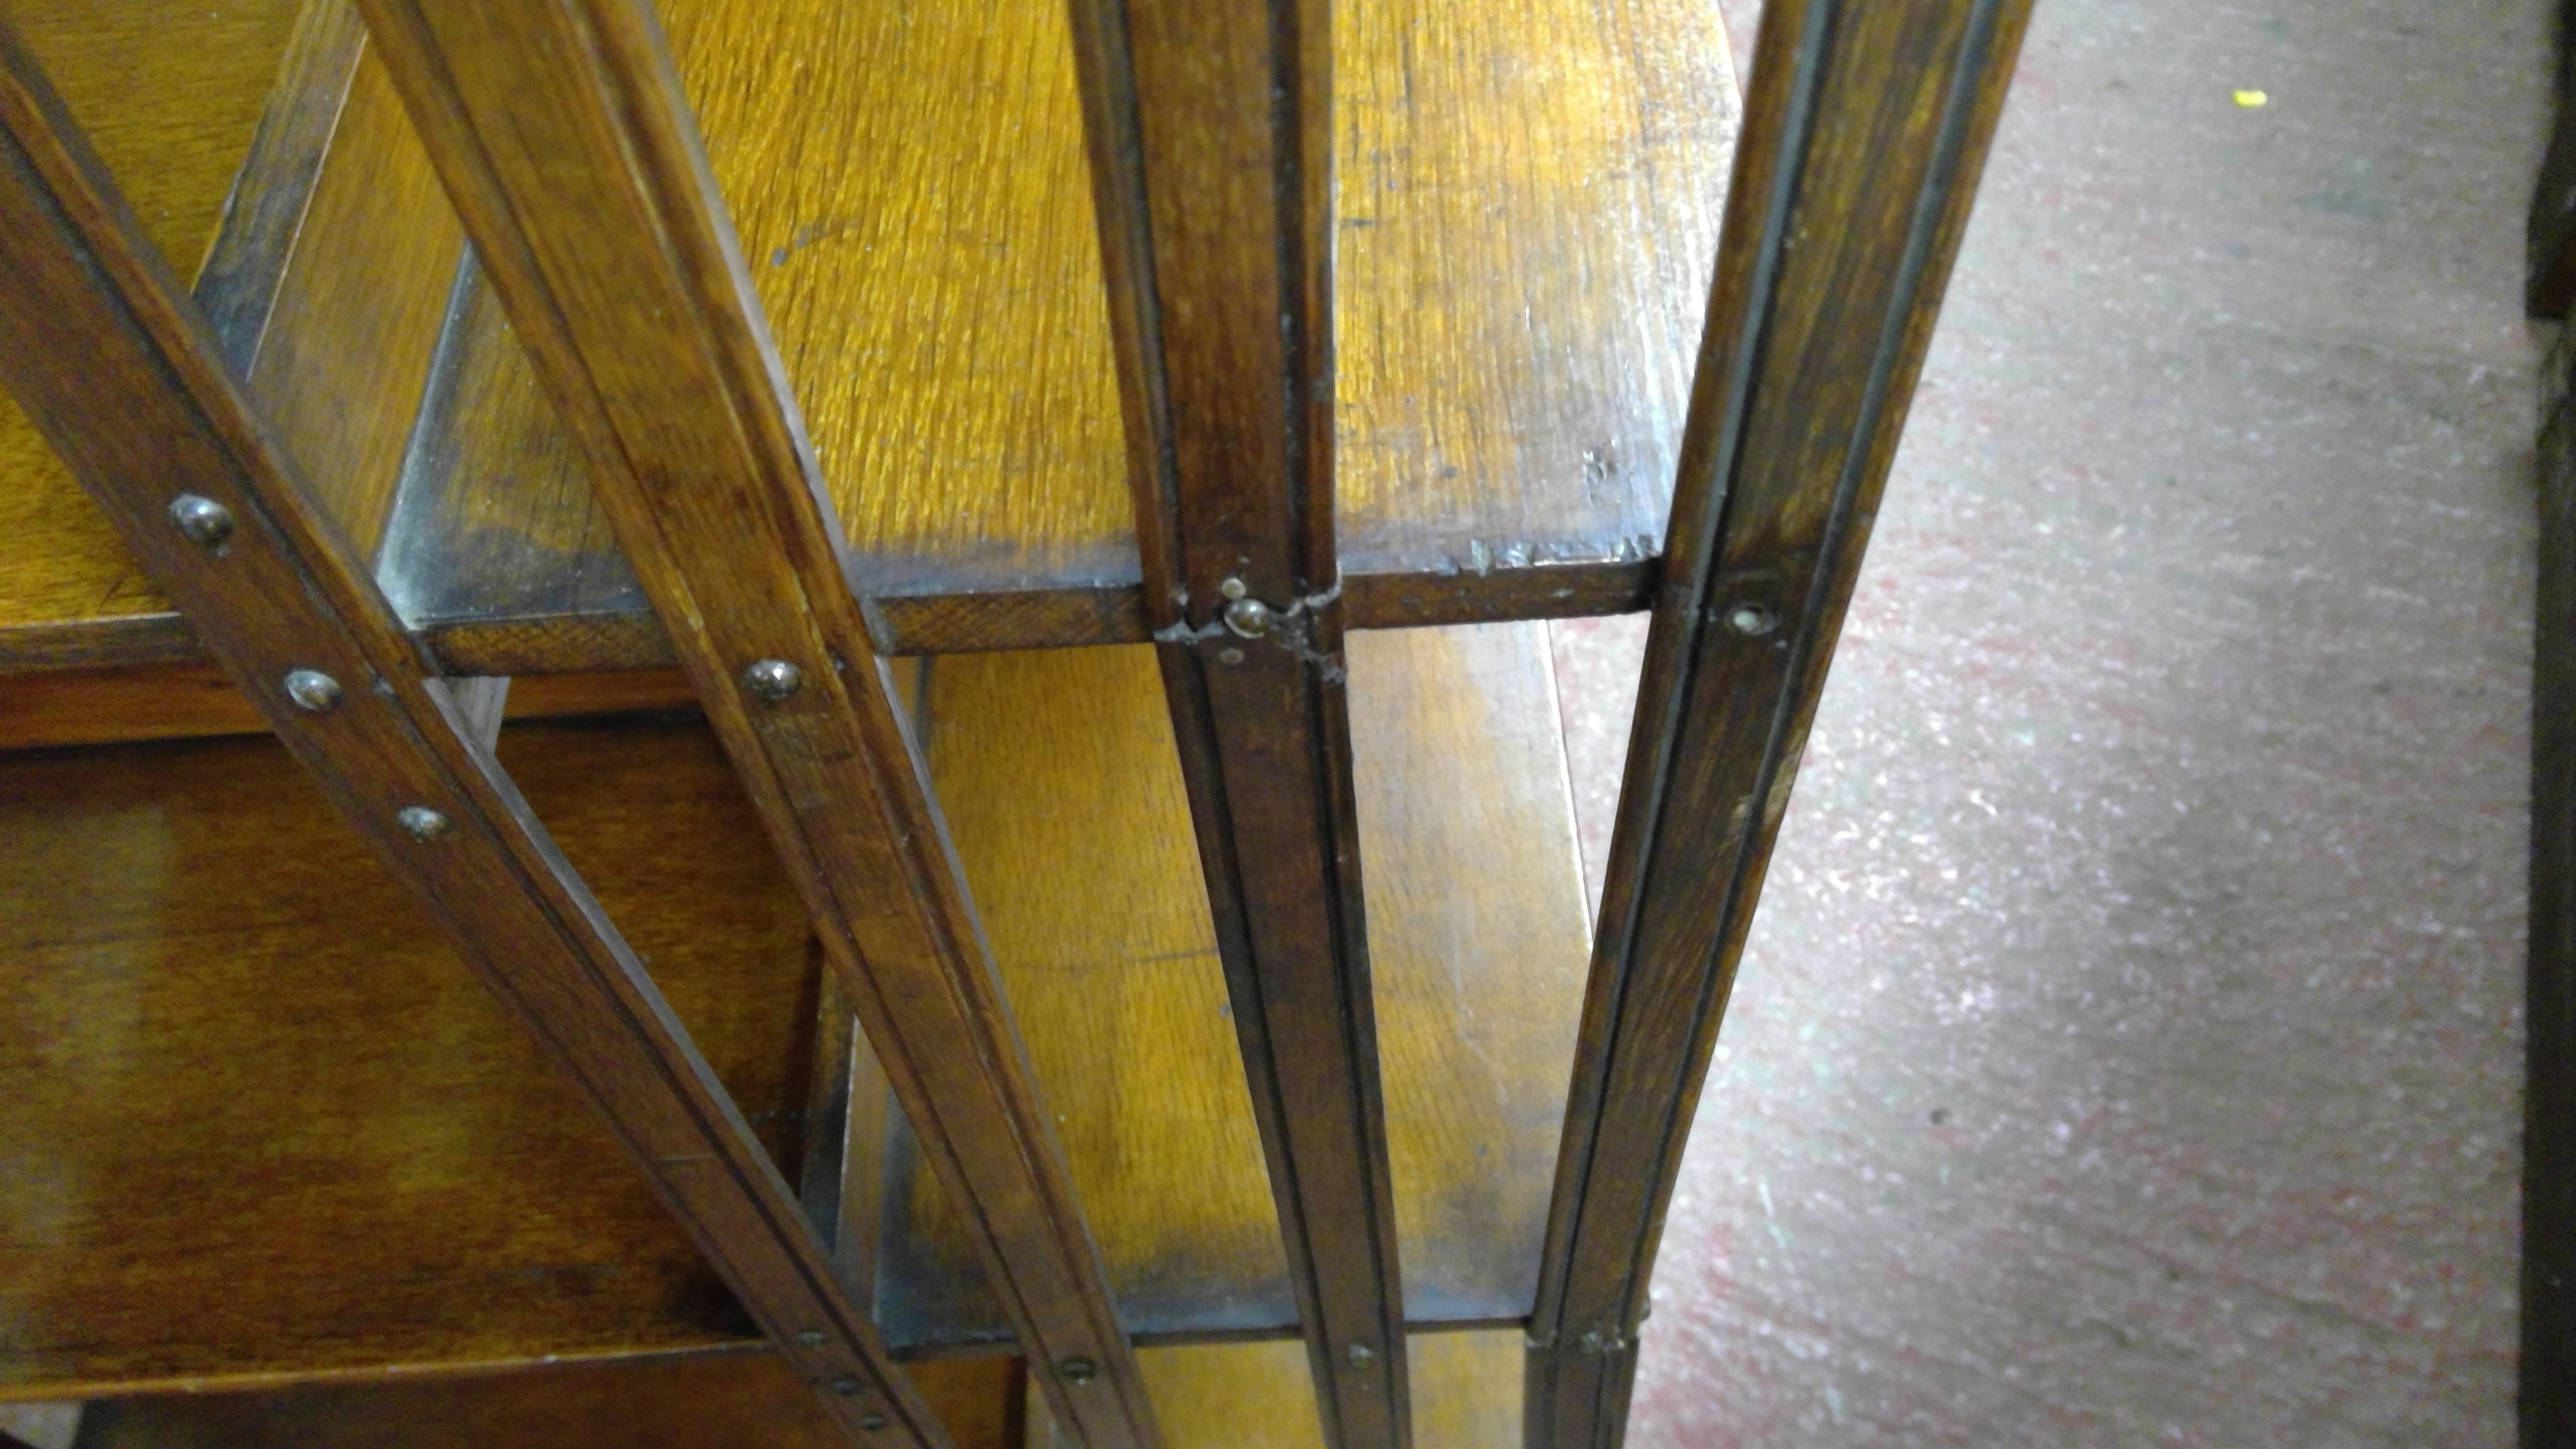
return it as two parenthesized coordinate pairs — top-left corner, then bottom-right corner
(343, 0), (1734, 665)
(0, 31), (939, 1443)
(1024, 1334), (1521, 1449)
(1073, 0), (1411, 1434)
(0, 662), (698, 751)
(886, 626), (1589, 1350)
(1526, 2), (2034, 1444)
(0, 0), (304, 639)
(71, 1354), (1024, 1449)
(0, 629), (1589, 1394)
(0, 723), (804, 1395)
(354, 2), (1159, 1443)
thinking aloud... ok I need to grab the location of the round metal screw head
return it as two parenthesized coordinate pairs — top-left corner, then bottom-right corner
(1216, 647), (1245, 666)
(396, 806), (452, 843)
(1724, 601), (1779, 637)
(858, 1412), (890, 1432)
(283, 668), (343, 713)
(829, 1376), (865, 1396)
(1219, 575), (1249, 601)
(1058, 1356), (1099, 1384)
(1223, 597), (1275, 638)
(796, 1330), (826, 1348)
(167, 492), (234, 549)
(741, 657), (803, 702)
(1346, 1342), (1375, 1367)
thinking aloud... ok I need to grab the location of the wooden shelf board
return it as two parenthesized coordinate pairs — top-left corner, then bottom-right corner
(0, 621), (1590, 1388)
(878, 624), (1592, 1351)
(360, 0), (1733, 660)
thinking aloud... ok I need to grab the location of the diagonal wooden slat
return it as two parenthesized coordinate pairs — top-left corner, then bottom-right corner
(346, 3), (1161, 1446)
(1066, 0), (1410, 1444)
(0, 16), (942, 1447)
(1524, 2), (2035, 1445)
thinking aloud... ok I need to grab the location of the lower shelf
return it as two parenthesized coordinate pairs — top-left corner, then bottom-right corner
(0, 625), (1590, 1393)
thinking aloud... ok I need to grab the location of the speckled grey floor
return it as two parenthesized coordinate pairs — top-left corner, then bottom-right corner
(1547, 0), (2550, 1443)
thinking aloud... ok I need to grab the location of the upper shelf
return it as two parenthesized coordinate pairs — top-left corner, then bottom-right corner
(0, 0), (1738, 673)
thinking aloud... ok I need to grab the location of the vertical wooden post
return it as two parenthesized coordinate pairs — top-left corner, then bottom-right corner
(0, 18), (942, 1446)
(1526, 2), (2033, 1444)
(1068, 0), (1410, 1443)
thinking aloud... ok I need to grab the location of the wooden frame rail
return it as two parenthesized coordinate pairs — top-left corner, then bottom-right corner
(1069, 0), (1410, 1443)
(1524, 2), (2032, 1445)
(0, 17), (943, 1447)
(346, 2), (1161, 1446)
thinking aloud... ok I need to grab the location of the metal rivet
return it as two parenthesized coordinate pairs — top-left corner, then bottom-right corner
(1223, 597), (1275, 638)
(1578, 1330), (1605, 1354)
(396, 806), (452, 843)
(858, 1412), (890, 1432)
(1724, 601), (1778, 636)
(796, 1330), (826, 1348)
(741, 657), (803, 702)
(1058, 1356), (1099, 1384)
(1217, 647), (1244, 666)
(283, 668), (343, 713)
(168, 492), (234, 548)
(1219, 576), (1249, 601)
(1346, 1342), (1375, 1367)
(830, 1376), (865, 1395)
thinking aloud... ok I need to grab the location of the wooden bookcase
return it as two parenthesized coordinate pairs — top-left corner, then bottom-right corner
(0, 0), (2028, 1443)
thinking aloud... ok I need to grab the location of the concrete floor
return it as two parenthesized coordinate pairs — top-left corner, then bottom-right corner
(1551, 0), (2552, 1442)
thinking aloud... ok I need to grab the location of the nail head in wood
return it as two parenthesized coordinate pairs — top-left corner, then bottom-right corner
(739, 657), (803, 702)
(1346, 1342), (1375, 1367)
(395, 806), (452, 843)
(283, 668), (343, 713)
(167, 492), (234, 549)
(1724, 601), (1779, 636)
(1058, 1356), (1098, 1384)
(1222, 597), (1275, 638)
(858, 1412), (890, 1431)
(829, 1376), (865, 1395)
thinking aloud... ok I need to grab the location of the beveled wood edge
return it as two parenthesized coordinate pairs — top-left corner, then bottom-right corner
(0, 558), (1654, 676)
(0, 1316), (1532, 1408)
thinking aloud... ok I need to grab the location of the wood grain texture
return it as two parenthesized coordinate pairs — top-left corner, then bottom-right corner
(1068, 0), (1413, 1435)
(882, 626), (1589, 1354)
(0, 0), (304, 638)
(69, 1354), (1024, 1449)
(1024, 1334), (1522, 1449)
(350, 3), (1158, 1443)
(0, 29), (939, 1443)
(349, 0), (1734, 665)
(0, 664), (698, 752)
(1525, 2), (2034, 1444)
(0, 721), (805, 1396)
